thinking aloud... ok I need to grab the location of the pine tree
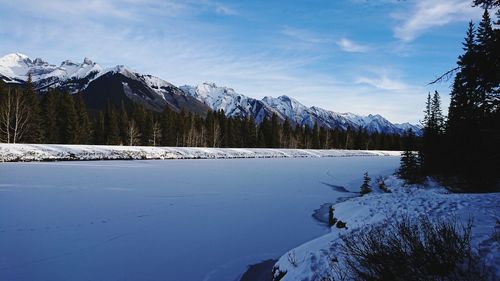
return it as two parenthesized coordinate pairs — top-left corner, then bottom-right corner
(58, 92), (78, 144)
(74, 93), (91, 144)
(42, 90), (60, 143)
(118, 101), (129, 145)
(282, 118), (292, 148)
(360, 172), (372, 195)
(260, 117), (272, 147)
(245, 116), (258, 148)
(421, 91), (445, 172)
(397, 129), (422, 184)
(476, 9), (497, 115)
(271, 113), (281, 148)
(448, 22), (479, 134)
(93, 112), (105, 144)
(23, 74), (44, 143)
(431, 91), (445, 133)
(312, 122), (320, 149)
(105, 104), (120, 145)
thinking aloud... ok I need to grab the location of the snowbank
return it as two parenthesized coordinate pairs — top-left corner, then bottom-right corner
(273, 177), (500, 280)
(0, 144), (401, 162)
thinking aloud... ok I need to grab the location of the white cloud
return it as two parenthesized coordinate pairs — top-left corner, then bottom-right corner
(280, 26), (330, 44)
(336, 38), (368, 53)
(355, 76), (408, 91)
(0, 0), (430, 124)
(214, 4), (237, 16)
(393, 0), (481, 42)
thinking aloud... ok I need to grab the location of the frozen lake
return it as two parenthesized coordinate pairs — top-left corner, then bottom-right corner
(0, 156), (399, 281)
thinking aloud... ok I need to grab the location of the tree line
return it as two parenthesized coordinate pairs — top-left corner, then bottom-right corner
(0, 79), (412, 150)
(398, 2), (500, 191)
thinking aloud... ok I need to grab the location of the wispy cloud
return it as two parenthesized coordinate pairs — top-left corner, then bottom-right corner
(393, 0), (481, 42)
(214, 4), (237, 16)
(355, 75), (408, 91)
(0, 0), (443, 123)
(280, 26), (330, 44)
(336, 38), (368, 53)
(354, 67), (410, 91)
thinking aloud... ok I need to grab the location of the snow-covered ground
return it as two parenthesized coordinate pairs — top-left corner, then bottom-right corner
(273, 177), (500, 280)
(0, 156), (400, 281)
(0, 144), (401, 162)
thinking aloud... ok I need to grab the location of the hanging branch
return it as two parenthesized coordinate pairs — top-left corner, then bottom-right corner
(427, 67), (460, 85)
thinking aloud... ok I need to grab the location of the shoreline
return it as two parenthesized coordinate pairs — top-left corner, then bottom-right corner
(0, 144), (401, 162)
(239, 259), (277, 281)
(271, 176), (500, 280)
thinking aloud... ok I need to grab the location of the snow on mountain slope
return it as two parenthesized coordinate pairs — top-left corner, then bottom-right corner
(180, 82), (282, 123)
(0, 53), (421, 134)
(262, 95), (422, 135)
(0, 53), (102, 87)
(182, 85), (421, 135)
(0, 53), (209, 114)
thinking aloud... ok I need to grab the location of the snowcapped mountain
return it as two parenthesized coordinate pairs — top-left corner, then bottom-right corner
(183, 84), (422, 135)
(0, 53), (420, 135)
(179, 83), (282, 123)
(0, 53), (209, 114)
(0, 53), (102, 90)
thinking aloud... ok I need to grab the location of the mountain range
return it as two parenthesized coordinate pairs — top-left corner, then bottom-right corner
(0, 53), (421, 135)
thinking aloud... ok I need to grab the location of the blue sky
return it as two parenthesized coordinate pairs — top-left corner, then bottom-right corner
(0, 0), (485, 123)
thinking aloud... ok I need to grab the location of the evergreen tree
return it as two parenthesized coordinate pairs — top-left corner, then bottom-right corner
(141, 110), (154, 146)
(431, 91), (445, 132)
(476, 9), (497, 115)
(397, 129), (422, 184)
(448, 22), (479, 134)
(447, 22), (481, 176)
(473, 0), (500, 8)
(58, 92), (78, 144)
(105, 104), (120, 145)
(93, 112), (105, 144)
(282, 118), (292, 148)
(421, 91), (445, 172)
(260, 117), (272, 147)
(74, 93), (91, 144)
(360, 172), (372, 195)
(42, 90), (60, 143)
(245, 116), (258, 148)
(118, 101), (129, 145)
(271, 113), (281, 148)
(23, 74), (44, 143)
(312, 122), (320, 149)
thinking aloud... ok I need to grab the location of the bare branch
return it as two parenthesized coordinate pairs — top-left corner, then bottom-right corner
(427, 67), (460, 85)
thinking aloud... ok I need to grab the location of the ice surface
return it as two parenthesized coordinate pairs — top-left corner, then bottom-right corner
(0, 156), (400, 281)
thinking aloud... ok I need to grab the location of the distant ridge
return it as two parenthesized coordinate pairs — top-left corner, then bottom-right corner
(0, 53), (421, 135)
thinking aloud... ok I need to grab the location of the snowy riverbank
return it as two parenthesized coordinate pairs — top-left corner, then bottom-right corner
(0, 144), (401, 162)
(273, 177), (500, 280)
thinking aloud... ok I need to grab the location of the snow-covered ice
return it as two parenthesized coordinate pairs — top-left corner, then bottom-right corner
(0, 144), (401, 162)
(0, 156), (400, 281)
(273, 176), (500, 280)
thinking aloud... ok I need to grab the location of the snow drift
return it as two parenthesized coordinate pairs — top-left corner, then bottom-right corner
(273, 177), (500, 280)
(0, 144), (401, 162)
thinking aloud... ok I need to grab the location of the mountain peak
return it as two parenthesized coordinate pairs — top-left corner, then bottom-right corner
(83, 57), (94, 65)
(0, 53), (421, 135)
(32, 58), (48, 66)
(0, 53), (31, 66)
(61, 59), (78, 66)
